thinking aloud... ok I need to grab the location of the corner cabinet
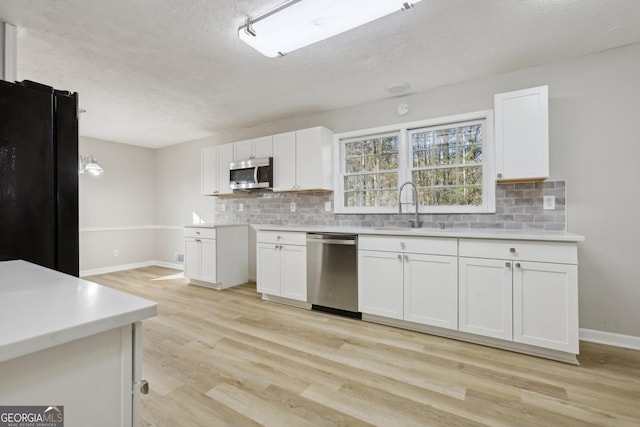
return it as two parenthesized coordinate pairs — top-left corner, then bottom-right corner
(256, 231), (307, 302)
(459, 239), (578, 354)
(201, 144), (234, 196)
(358, 235), (458, 330)
(184, 225), (248, 290)
(494, 85), (549, 181)
(273, 126), (333, 192)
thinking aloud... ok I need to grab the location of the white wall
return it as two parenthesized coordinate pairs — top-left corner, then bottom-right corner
(79, 137), (157, 274)
(155, 42), (640, 338)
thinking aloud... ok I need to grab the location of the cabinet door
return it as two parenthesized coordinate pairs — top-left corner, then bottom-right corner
(494, 85), (549, 180)
(257, 243), (281, 295)
(273, 131), (296, 191)
(404, 253), (458, 330)
(513, 261), (578, 353)
(217, 143), (234, 195)
(201, 147), (218, 195)
(459, 257), (513, 340)
(234, 139), (252, 161)
(199, 238), (217, 283)
(358, 250), (404, 319)
(295, 127), (321, 190)
(252, 135), (273, 158)
(184, 238), (200, 279)
(280, 244), (307, 301)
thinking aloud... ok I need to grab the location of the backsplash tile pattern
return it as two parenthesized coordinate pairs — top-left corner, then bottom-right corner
(213, 181), (566, 231)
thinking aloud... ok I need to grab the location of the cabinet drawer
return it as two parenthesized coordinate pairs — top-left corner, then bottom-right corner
(184, 227), (216, 239)
(257, 230), (306, 246)
(459, 239), (577, 264)
(359, 235), (457, 256)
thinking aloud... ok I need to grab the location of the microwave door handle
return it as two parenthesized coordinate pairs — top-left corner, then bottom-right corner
(254, 166), (258, 185)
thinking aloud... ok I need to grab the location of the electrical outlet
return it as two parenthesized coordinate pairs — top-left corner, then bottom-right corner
(290, 202), (296, 212)
(239, 203), (244, 212)
(543, 195), (556, 210)
(220, 203), (226, 212)
(325, 201), (331, 212)
(175, 253), (184, 263)
(113, 249), (119, 257)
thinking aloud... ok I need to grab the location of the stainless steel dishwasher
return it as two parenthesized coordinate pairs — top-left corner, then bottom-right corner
(306, 233), (360, 318)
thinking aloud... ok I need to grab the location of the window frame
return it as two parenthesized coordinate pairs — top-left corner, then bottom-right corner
(333, 110), (495, 214)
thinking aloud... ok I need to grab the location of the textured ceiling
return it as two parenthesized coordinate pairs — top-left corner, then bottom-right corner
(1, 0), (640, 148)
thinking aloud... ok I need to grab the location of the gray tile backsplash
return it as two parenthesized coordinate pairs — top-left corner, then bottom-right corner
(213, 181), (566, 231)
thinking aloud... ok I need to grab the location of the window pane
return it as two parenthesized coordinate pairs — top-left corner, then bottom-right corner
(459, 186), (483, 206)
(459, 166), (482, 186)
(345, 158), (363, 173)
(410, 121), (484, 209)
(345, 141), (362, 157)
(341, 134), (399, 208)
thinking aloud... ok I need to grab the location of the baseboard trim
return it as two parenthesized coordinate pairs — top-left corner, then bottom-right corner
(80, 261), (183, 277)
(579, 328), (640, 351)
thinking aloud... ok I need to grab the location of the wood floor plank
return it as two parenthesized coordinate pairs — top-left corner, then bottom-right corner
(86, 267), (640, 427)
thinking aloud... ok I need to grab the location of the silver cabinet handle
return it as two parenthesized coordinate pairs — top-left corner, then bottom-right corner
(515, 263), (521, 268)
(277, 235), (281, 240)
(397, 254), (402, 261)
(400, 242), (406, 249)
(213, 190), (219, 194)
(505, 262), (511, 268)
(510, 247), (516, 253)
(497, 173), (503, 178)
(195, 239), (201, 243)
(139, 379), (149, 395)
(196, 231), (200, 235)
(404, 255), (409, 262)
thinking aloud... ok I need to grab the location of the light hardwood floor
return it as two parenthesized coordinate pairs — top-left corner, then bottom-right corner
(87, 266), (640, 426)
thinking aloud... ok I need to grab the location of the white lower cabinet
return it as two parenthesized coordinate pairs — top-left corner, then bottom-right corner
(513, 261), (578, 353)
(184, 226), (248, 290)
(459, 257), (513, 340)
(256, 231), (307, 302)
(459, 239), (579, 354)
(358, 236), (458, 329)
(358, 250), (404, 319)
(404, 253), (458, 330)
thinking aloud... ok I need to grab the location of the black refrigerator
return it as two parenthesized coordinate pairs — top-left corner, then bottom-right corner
(0, 79), (79, 276)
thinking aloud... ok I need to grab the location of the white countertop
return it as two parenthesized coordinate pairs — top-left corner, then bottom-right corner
(251, 224), (585, 242)
(0, 260), (158, 363)
(184, 223), (248, 229)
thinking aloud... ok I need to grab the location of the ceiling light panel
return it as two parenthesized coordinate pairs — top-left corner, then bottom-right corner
(239, 0), (421, 57)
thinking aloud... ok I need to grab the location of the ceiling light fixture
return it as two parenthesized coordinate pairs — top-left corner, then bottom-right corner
(79, 153), (104, 176)
(239, 0), (421, 58)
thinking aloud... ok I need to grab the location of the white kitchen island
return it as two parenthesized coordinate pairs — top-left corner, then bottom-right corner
(0, 260), (157, 427)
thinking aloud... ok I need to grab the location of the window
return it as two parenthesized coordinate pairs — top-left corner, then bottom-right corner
(410, 121), (484, 207)
(342, 132), (400, 208)
(334, 111), (494, 214)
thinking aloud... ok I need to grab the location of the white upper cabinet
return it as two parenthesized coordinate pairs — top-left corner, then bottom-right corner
(201, 147), (218, 196)
(201, 144), (234, 196)
(273, 126), (333, 192)
(494, 85), (549, 181)
(233, 136), (273, 161)
(273, 131), (297, 192)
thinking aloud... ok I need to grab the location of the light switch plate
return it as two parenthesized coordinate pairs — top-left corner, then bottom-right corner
(325, 201), (331, 212)
(239, 203), (244, 212)
(290, 202), (296, 212)
(220, 203), (226, 212)
(543, 195), (555, 210)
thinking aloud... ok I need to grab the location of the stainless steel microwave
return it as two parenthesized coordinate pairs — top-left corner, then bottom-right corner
(229, 157), (273, 190)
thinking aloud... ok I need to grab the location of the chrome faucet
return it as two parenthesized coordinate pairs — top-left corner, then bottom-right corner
(398, 181), (421, 228)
